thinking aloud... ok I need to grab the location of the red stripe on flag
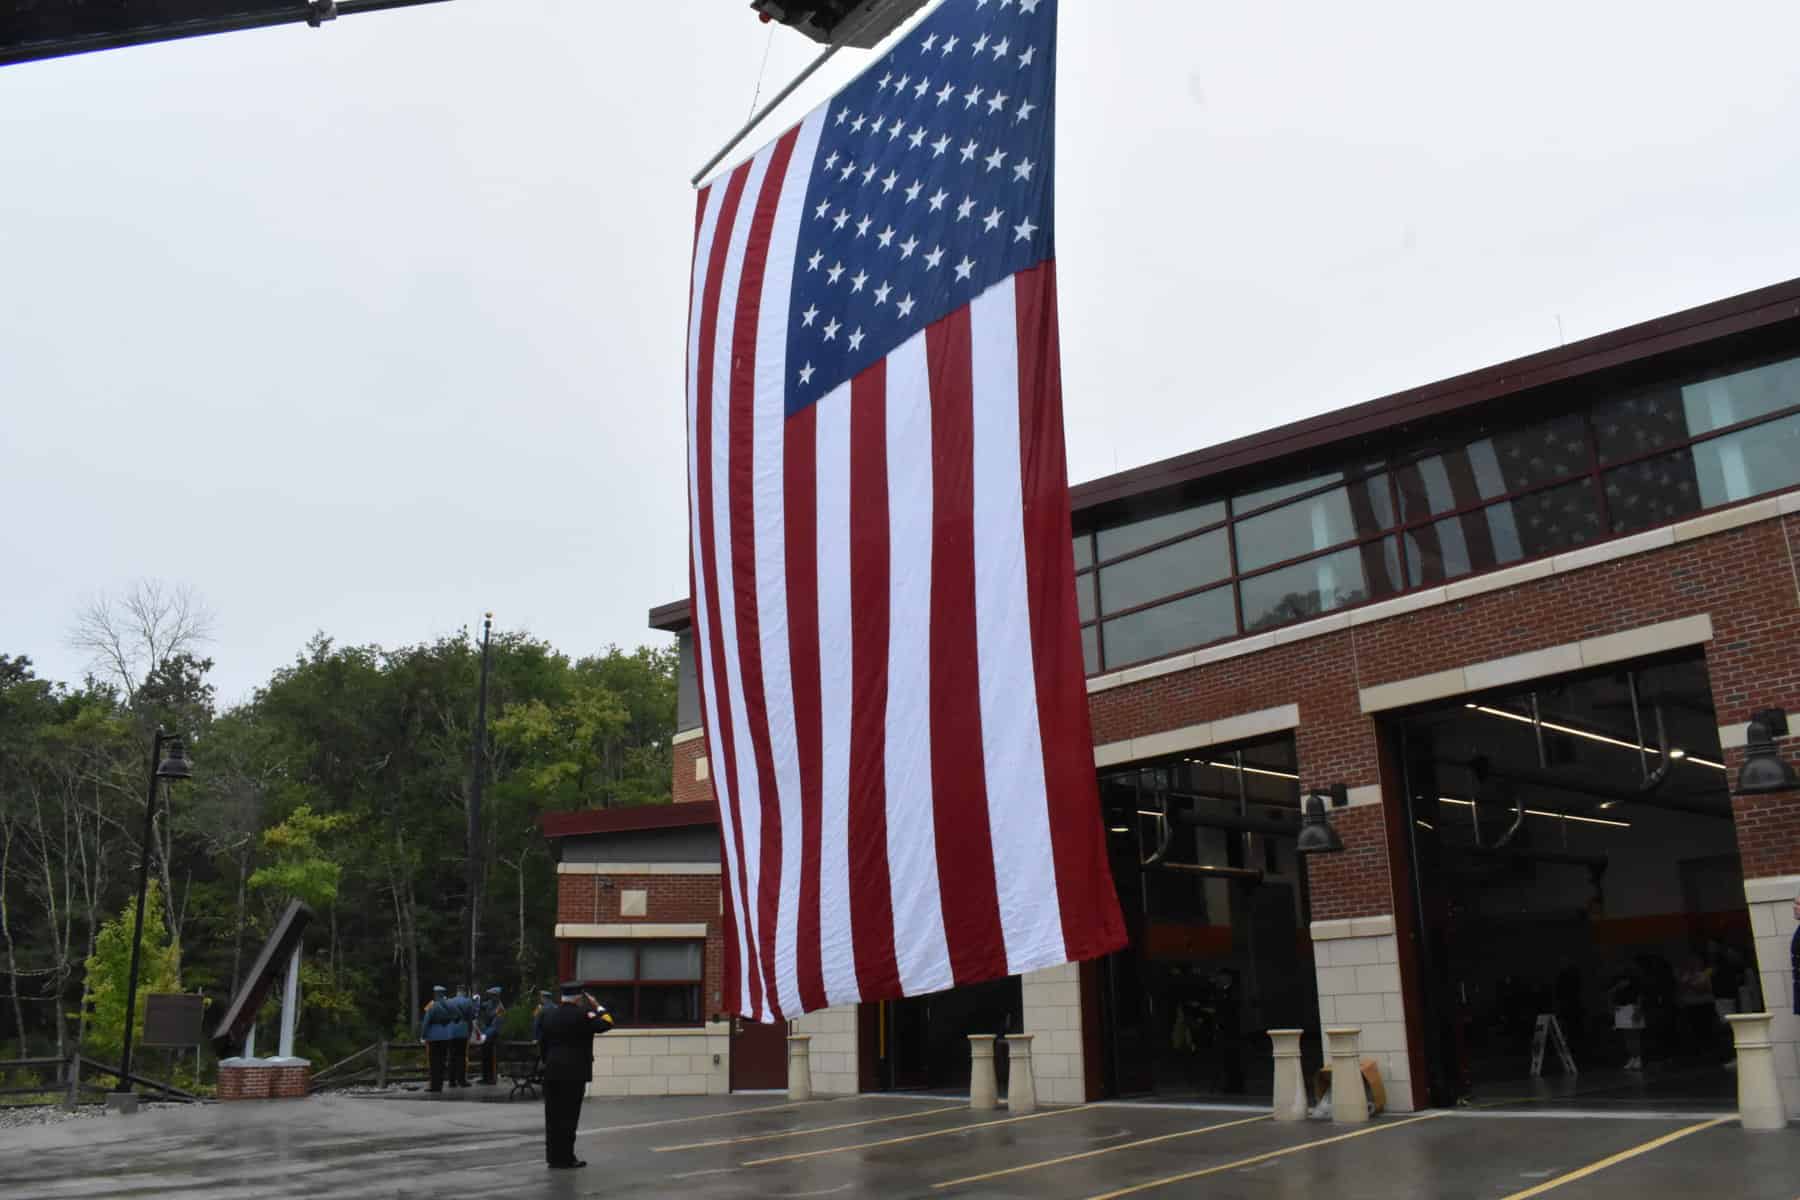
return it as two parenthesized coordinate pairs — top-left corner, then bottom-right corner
(685, 184), (715, 1007)
(727, 129), (800, 1020)
(924, 310), (1007, 988)
(784, 402), (829, 1013)
(692, 161), (764, 1019)
(848, 362), (901, 998)
(1014, 261), (1126, 963)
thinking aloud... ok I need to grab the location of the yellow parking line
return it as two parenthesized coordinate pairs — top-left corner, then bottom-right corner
(1083, 1114), (1443, 1199)
(932, 1114), (1269, 1189)
(743, 1104), (1092, 1166)
(657, 1101), (968, 1151)
(584, 1098), (838, 1135)
(1495, 1117), (1728, 1200)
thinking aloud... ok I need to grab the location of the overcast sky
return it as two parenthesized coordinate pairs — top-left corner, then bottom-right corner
(5, 1), (1800, 705)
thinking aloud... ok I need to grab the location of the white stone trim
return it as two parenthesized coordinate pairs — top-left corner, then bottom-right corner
(557, 863), (722, 876)
(1343, 785), (1382, 810)
(602, 1022), (732, 1038)
(1744, 874), (1800, 905)
(1092, 704), (1299, 767)
(696, 755), (710, 781)
(1311, 915), (1396, 941)
(792, 1005), (859, 1096)
(672, 727), (705, 746)
(555, 923), (708, 939)
(1084, 490), (1794, 697)
(1021, 961), (1087, 1106)
(1358, 615), (1714, 713)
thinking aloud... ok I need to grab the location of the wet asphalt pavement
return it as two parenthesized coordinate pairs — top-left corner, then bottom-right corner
(0, 1091), (1794, 1198)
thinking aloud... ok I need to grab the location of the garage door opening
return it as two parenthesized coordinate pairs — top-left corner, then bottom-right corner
(1094, 735), (1323, 1102)
(1393, 653), (1753, 1110)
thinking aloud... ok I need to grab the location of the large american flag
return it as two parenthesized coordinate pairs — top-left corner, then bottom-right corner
(687, 0), (1124, 1022)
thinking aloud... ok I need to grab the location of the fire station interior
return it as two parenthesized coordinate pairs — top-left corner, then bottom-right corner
(1094, 736), (1323, 1102)
(862, 976), (1023, 1093)
(1394, 652), (1751, 1109)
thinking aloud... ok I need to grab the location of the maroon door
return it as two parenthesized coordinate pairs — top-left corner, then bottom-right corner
(729, 1017), (788, 1090)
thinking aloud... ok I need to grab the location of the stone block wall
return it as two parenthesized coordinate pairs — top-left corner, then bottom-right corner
(589, 1024), (730, 1097)
(792, 1005), (859, 1096)
(1311, 916), (1413, 1112)
(1745, 873), (1800, 1119)
(1021, 962), (1085, 1105)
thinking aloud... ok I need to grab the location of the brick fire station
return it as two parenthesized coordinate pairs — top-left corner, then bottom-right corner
(547, 276), (1800, 1115)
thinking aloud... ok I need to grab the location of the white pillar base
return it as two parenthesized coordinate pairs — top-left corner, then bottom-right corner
(786, 1034), (813, 1102)
(1268, 1029), (1307, 1122)
(968, 1035), (998, 1111)
(1003, 1034), (1037, 1115)
(1326, 1027), (1366, 1124)
(1726, 1014), (1787, 1131)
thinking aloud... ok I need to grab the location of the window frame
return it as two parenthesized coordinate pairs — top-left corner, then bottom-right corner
(1071, 351), (1800, 677)
(570, 938), (706, 1029)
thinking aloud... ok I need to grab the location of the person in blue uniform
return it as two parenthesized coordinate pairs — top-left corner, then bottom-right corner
(476, 986), (505, 1085)
(531, 989), (554, 1053)
(420, 985), (459, 1093)
(538, 981), (614, 1169)
(447, 985), (474, 1088)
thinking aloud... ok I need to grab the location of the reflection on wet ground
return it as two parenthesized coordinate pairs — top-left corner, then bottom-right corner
(1, 1091), (1795, 1199)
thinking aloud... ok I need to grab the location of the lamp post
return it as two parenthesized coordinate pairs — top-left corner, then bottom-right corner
(115, 728), (192, 1098)
(466, 613), (492, 995)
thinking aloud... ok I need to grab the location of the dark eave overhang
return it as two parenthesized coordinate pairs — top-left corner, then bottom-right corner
(540, 802), (719, 841)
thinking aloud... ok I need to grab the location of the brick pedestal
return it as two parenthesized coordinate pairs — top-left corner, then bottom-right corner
(218, 1058), (311, 1100)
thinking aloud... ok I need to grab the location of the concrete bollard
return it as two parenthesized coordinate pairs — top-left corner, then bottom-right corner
(1267, 1029), (1307, 1122)
(1325, 1027), (1366, 1124)
(1725, 1014), (1786, 1130)
(1003, 1034), (1037, 1115)
(968, 1035), (999, 1110)
(786, 1034), (813, 1102)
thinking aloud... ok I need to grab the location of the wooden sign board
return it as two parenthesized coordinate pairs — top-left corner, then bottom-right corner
(144, 994), (207, 1047)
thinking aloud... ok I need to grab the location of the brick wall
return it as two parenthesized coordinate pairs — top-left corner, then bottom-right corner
(674, 735), (713, 805)
(1087, 507), (1800, 918)
(556, 872), (727, 1017)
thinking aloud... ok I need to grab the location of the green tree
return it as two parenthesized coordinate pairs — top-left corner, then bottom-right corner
(81, 879), (181, 1067)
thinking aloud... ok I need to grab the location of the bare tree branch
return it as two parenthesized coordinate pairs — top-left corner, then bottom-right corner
(68, 580), (215, 702)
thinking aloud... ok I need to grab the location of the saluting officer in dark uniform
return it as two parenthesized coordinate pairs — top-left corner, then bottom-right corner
(539, 981), (614, 1170)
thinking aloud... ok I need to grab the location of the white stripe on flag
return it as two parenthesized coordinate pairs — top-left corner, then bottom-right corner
(813, 380), (859, 1007)
(968, 278), (1066, 975)
(881, 331), (953, 998)
(754, 111), (826, 1021)
(686, 181), (756, 1018)
(709, 143), (777, 1021)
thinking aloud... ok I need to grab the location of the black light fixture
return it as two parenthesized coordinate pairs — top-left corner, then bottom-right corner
(1296, 789), (1346, 855)
(156, 736), (193, 781)
(1736, 708), (1797, 796)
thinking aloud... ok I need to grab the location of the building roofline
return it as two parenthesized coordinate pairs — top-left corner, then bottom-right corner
(540, 803), (719, 840)
(647, 274), (1800, 632)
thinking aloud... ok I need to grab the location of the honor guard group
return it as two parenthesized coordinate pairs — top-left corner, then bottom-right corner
(420, 979), (615, 1170)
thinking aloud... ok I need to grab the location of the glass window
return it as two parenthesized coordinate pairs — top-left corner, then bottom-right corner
(640, 942), (703, 980)
(1240, 538), (1402, 632)
(1233, 477), (1393, 574)
(1396, 414), (1588, 522)
(575, 943), (636, 981)
(1100, 585), (1236, 667)
(574, 940), (704, 1027)
(1096, 500), (1226, 561)
(1234, 470), (1343, 514)
(1075, 572), (1096, 623)
(1592, 384), (1689, 466)
(1506, 477), (1603, 559)
(1694, 411), (1800, 506)
(1682, 356), (1800, 435)
(1081, 625), (1099, 676)
(1072, 532), (1093, 571)
(1099, 528), (1230, 615)
(1604, 449), (1702, 535)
